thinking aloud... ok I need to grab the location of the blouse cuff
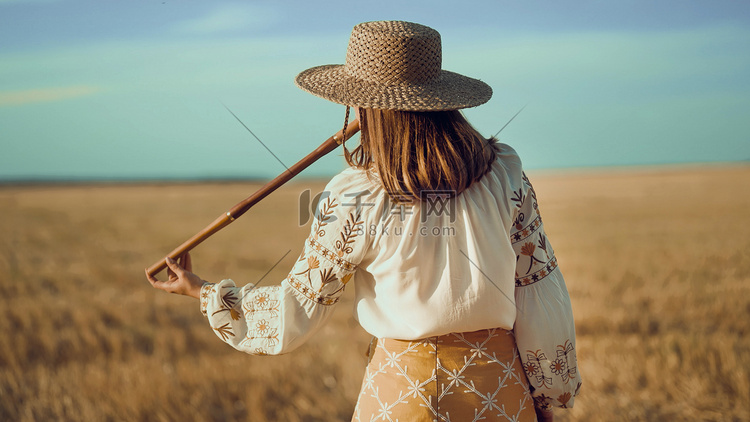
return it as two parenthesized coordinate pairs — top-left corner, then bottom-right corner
(199, 282), (216, 316)
(515, 269), (581, 409)
(534, 397), (554, 411)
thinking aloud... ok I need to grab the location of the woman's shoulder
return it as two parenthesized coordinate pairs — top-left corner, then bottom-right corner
(325, 166), (383, 197)
(489, 142), (526, 180)
(493, 142), (522, 165)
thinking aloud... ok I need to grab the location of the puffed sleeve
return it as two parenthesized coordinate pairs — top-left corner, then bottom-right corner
(512, 172), (582, 409)
(198, 172), (372, 356)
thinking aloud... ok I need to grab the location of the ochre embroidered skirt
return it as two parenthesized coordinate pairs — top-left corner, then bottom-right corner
(352, 328), (536, 422)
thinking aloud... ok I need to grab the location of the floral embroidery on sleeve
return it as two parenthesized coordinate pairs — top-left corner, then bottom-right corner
(525, 349), (553, 389)
(237, 285), (281, 354)
(213, 322), (235, 341)
(523, 338), (582, 409)
(287, 207), (362, 305)
(204, 283), (245, 341)
(335, 210), (364, 256)
(200, 282), (217, 316)
(202, 281), (285, 355)
(212, 288), (241, 321)
(512, 173), (558, 287)
(313, 196), (337, 238)
(554, 340), (578, 385)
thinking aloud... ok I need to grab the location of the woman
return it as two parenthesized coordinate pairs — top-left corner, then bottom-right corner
(147, 21), (581, 421)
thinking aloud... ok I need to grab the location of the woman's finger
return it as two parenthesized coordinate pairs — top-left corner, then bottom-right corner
(165, 257), (182, 280)
(165, 256), (182, 272)
(178, 253), (191, 273)
(182, 252), (193, 272)
(145, 268), (170, 292)
(145, 268), (160, 285)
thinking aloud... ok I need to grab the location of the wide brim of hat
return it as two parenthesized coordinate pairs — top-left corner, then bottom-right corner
(295, 64), (492, 111)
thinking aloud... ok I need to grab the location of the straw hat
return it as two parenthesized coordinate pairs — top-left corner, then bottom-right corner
(295, 21), (492, 111)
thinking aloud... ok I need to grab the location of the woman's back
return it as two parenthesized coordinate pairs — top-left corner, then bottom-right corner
(324, 143), (527, 339)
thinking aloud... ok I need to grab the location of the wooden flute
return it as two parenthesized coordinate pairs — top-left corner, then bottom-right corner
(146, 119), (361, 277)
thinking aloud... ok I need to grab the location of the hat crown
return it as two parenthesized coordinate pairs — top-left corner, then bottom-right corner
(294, 20), (492, 111)
(344, 21), (442, 84)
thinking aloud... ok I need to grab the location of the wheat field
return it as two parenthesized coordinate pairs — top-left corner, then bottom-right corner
(0, 164), (748, 421)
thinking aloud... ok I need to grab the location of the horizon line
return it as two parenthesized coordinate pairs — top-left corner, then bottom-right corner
(0, 159), (747, 186)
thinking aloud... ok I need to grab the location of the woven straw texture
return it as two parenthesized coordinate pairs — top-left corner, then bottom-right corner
(295, 21), (492, 111)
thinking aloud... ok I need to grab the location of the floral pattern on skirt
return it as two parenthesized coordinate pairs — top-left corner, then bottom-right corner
(353, 328), (536, 422)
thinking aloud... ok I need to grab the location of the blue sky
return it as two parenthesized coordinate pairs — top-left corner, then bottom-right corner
(1, 0), (749, 180)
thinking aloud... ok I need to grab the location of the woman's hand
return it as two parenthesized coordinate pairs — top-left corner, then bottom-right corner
(145, 253), (205, 299)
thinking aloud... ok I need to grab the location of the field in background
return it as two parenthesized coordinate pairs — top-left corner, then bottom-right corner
(0, 165), (748, 421)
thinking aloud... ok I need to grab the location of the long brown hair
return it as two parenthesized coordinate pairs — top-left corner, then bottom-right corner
(345, 108), (498, 200)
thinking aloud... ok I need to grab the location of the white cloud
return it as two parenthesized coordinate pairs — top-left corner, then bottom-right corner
(173, 3), (280, 34)
(0, 85), (100, 106)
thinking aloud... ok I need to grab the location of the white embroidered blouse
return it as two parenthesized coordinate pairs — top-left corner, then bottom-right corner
(199, 143), (582, 409)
